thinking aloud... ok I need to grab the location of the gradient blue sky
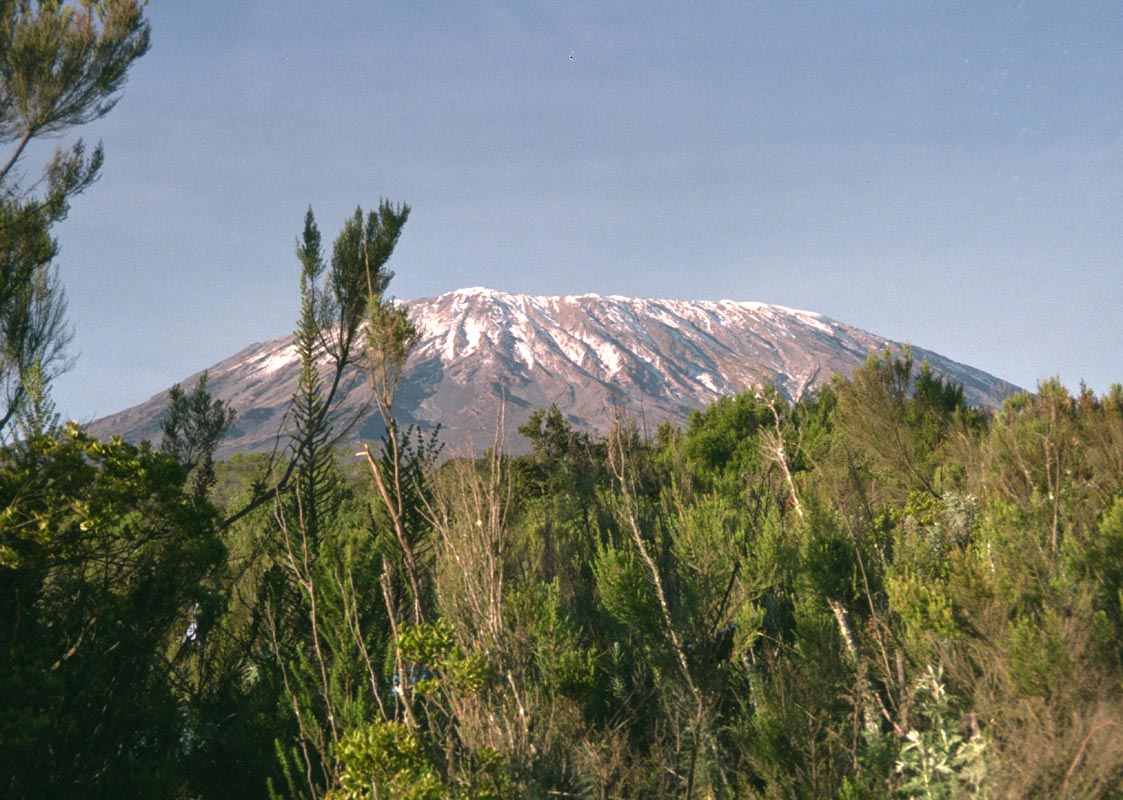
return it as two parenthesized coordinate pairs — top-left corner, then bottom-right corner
(45, 1), (1123, 422)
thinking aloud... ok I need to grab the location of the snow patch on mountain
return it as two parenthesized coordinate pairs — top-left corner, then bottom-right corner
(247, 344), (299, 376)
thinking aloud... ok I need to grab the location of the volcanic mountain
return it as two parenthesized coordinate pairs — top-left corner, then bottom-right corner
(88, 287), (1020, 456)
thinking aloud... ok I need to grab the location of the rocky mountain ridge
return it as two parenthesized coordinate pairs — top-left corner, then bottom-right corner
(89, 288), (1020, 456)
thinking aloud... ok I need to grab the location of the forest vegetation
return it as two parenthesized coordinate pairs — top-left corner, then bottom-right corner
(3, 3), (1123, 798)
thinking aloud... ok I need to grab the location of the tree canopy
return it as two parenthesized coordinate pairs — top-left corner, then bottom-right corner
(0, 0), (149, 436)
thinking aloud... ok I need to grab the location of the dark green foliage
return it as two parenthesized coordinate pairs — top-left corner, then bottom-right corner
(289, 208), (341, 544)
(833, 349), (976, 504)
(0, 425), (223, 797)
(9, 330), (1123, 798)
(1068, 497), (1123, 658)
(682, 390), (771, 498)
(330, 202), (409, 337)
(161, 372), (237, 502)
(0, 1), (150, 141)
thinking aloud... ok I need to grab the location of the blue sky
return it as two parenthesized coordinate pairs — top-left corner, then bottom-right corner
(45, 1), (1123, 422)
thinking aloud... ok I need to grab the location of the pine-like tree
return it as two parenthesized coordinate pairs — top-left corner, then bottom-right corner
(290, 208), (340, 543)
(0, 1), (150, 434)
(160, 372), (236, 503)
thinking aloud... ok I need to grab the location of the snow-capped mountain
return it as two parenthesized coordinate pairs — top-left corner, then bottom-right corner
(88, 288), (1020, 456)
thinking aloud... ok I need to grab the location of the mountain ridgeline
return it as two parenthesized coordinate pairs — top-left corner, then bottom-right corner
(90, 288), (1020, 454)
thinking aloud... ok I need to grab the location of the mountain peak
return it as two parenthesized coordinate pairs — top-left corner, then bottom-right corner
(88, 288), (1021, 456)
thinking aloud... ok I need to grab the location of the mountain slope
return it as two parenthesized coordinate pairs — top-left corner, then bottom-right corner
(88, 288), (1020, 456)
